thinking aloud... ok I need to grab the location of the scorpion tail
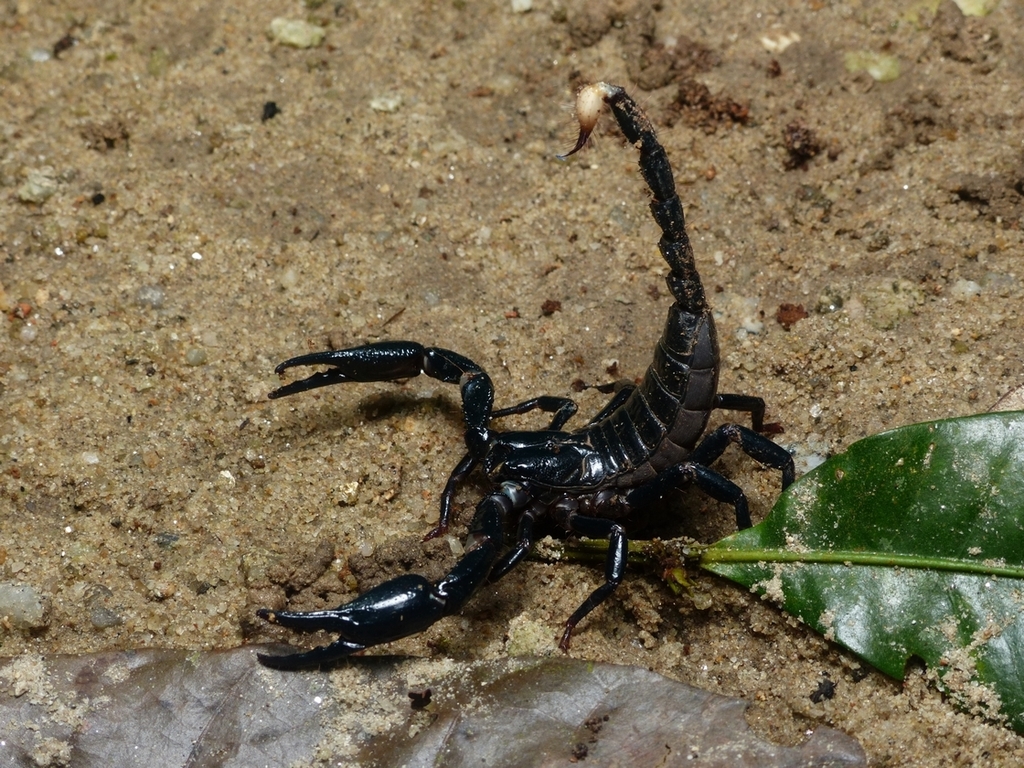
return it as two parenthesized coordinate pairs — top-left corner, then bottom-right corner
(562, 82), (705, 313)
(558, 82), (613, 159)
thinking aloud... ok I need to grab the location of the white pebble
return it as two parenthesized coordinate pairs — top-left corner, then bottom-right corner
(269, 18), (325, 48)
(370, 94), (403, 113)
(0, 582), (50, 629)
(280, 267), (298, 289)
(185, 347), (208, 366)
(760, 31), (801, 54)
(741, 318), (764, 334)
(136, 284), (165, 309)
(446, 536), (465, 556)
(17, 168), (58, 203)
(949, 279), (981, 299)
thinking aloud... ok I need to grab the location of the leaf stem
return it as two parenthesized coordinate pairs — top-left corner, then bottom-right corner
(531, 537), (705, 567)
(701, 547), (1024, 579)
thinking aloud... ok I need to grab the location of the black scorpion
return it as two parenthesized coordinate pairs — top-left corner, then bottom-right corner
(256, 83), (795, 669)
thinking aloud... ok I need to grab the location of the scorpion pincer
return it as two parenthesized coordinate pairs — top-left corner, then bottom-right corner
(256, 83), (795, 669)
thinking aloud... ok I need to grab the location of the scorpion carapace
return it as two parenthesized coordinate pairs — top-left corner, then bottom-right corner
(256, 83), (795, 670)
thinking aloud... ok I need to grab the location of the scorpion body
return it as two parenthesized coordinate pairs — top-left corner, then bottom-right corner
(257, 83), (794, 670)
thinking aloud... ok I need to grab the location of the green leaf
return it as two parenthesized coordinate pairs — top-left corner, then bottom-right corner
(702, 412), (1024, 732)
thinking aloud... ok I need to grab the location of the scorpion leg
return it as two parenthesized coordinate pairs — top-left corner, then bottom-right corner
(488, 504), (541, 581)
(625, 423), (795, 529)
(688, 423), (796, 490)
(713, 393), (767, 433)
(425, 396), (576, 541)
(424, 452), (479, 541)
(552, 501), (627, 651)
(585, 385), (636, 425)
(626, 461), (757, 529)
(257, 487), (514, 670)
(491, 395), (579, 430)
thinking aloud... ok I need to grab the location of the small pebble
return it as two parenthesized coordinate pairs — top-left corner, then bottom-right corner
(141, 447), (161, 468)
(0, 581), (51, 630)
(843, 51), (900, 82)
(269, 18), (326, 48)
(147, 580), (176, 600)
(185, 347), (208, 366)
(949, 279), (982, 299)
(760, 31), (801, 54)
(511, 0), (532, 12)
(154, 532), (180, 548)
(279, 267), (298, 289)
(136, 285), (165, 309)
(90, 606), (124, 629)
(982, 272), (1017, 297)
(953, 0), (999, 16)
(370, 94), (403, 113)
(17, 168), (58, 203)
(334, 481), (360, 506)
(741, 317), (765, 335)
(446, 536), (464, 556)
(261, 101), (281, 122)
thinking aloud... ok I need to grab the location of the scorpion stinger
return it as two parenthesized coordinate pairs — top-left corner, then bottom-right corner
(256, 83), (795, 669)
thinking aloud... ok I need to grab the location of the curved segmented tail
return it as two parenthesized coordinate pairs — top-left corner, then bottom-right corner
(564, 83), (719, 467)
(562, 83), (706, 315)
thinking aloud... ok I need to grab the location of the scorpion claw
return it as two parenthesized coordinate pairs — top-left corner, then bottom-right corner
(268, 369), (349, 399)
(256, 639), (367, 670)
(256, 495), (507, 668)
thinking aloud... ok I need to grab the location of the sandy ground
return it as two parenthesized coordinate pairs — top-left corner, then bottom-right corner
(2, 0), (1024, 764)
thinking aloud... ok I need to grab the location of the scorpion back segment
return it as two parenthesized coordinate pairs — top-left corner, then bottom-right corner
(256, 83), (795, 670)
